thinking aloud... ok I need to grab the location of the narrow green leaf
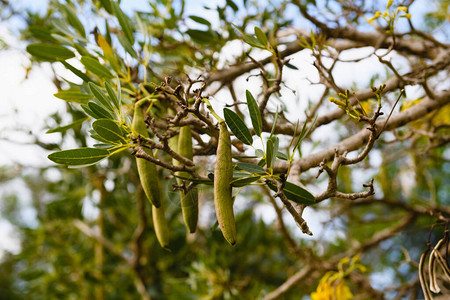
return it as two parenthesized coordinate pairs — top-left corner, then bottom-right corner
(186, 29), (215, 44)
(53, 90), (93, 104)
(268, 136), (279, 169)
(48, 147), (110, 166)
(269, 106), (279, 138)
(81, 56), (114, 80)
(111, 1), (134, 45)
(243, 34), (264, 48)
(285, 62), (299, 70)
(116, 32), (138, 59)
(88, 102), (114, 119)
(60, 60), (92, 82)
(236, 162), (265, 174)
(223, 108), (253, 145)
(226, 0), (239, 11)
(231, 175), (261, 187)
(276, 151), (289, 160)
(90, 132), (115, 144)
(254, 27), (268, 48)
(62, 5), (86, 38)
(72, 42), (91, 57)
(255, 149), (265, 157)
(99, 0), (112, 13)
(92, 119), (126, 143)
(310, 29), (316, 48)
(26, 44), (75, 61)
(105, 81), (120, 110)
(51, 19), (82, 41)
(189, 15), (211, 26)
(88, 82), (114, 112)
(294, 115), (317, 152)
(93, 143), (114, 149)
(246, 90), (262, 136)
(81, 104), (101, 119)
(257, 158), (266, 167)
(266, 181), (315, 205)
(266, 138), (274, 169)
(46, 117), (89, 134)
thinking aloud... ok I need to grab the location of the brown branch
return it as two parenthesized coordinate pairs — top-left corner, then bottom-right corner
(277, 90), (450, 174)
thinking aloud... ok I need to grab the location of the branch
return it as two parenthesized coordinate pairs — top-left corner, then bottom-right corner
(278, 90), (450, 174)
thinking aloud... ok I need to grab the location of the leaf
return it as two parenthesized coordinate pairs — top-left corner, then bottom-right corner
(105, 81), (121, 110)
(81, 56), (114, 80)
(117, 32), (138, 59)
(88, 82), (114, 112)
(223, 108), (253, 145)
(231, 176), (260, 187)
(92, 119), (126, 143)
(254, 27), (268, 48)
(111, 1), (134, 45)
(99, 0), (112, 13)
(270, 106), (279, 138)
(276, 151), (289, 160)
(53, 90), (93, 104)
(62, 5), (86, 38)
(267, 136), (279, 169)
(236, 162), (265, 174)
(186, 29), (215, 44)
(48, 147), (110, 166)
(266, 181), (315, 205)
(26, 43), (75, 61)
(90, 132), (115, 144)
(189, 15), (211, 26)
(51, 19), (85, 41)
(60, 60), (92, 82)
(46, 117), (89, 134)
(88, 102), (114, 119)
(243, 34), (264, 48)
(285, 62), (299, 70)
(226, 0), (239, 11)
(246, 90), (262, 136)
(266, 138), (273, 169)
(294, 115), (317, 153)
(81, 104), (101, 119)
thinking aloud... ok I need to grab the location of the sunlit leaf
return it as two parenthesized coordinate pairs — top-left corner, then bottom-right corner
(223, 108), (253, 145)
(26, 43), (75, 61)
(246, 90), (262, 136)
(48, 147), (110, 166)
(266, 181), (315, 205)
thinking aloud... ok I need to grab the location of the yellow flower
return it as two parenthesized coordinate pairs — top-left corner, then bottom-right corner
(311, 275), (353, 300)
(386, 0), (394, 9)
(367, 11), (381, 23)
(328, 97), (346, 108)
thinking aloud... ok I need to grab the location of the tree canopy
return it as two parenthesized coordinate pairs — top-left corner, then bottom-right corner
(0, 0), (449, 299)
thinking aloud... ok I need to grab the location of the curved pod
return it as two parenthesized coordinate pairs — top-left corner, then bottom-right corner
(132, 99), (161, 208)
(213, 122), (236, 245)
(175, 126), (199, 233)
(152, 197), (170, 249)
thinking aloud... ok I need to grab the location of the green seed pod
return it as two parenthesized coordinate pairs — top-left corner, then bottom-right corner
(213, 121), (236, 245)
(132, 99), (161, 208)
(175, 126), (198, 233)
(152, 196), (170, 250)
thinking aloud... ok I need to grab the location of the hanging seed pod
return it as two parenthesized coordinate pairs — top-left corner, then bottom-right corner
(174, 125), (199, 233)
(152, 197), (170, 250)
(213, 121), (236, 245)
(132, 99), (161, 208)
